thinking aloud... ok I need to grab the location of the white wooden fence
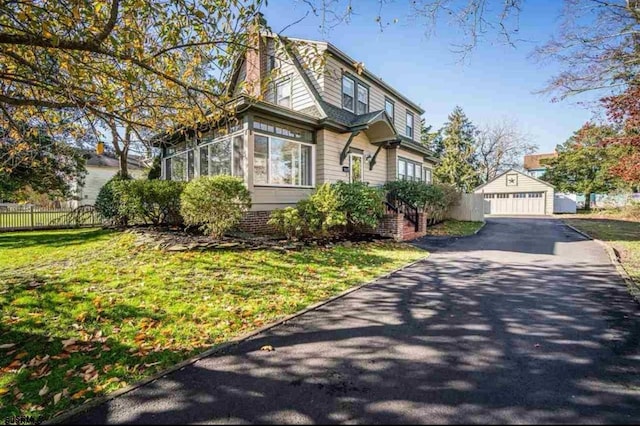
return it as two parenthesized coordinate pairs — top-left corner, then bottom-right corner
(448, 193), (485, 222)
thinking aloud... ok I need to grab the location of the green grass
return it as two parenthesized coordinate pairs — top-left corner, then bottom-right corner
(0, 228), (426, 419)
(424, 220), (484, 237)
(563, 216), (640, 284)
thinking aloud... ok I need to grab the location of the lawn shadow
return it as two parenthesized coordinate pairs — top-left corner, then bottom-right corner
(0, 228), (113, 250)
(68, 246), (640, 424)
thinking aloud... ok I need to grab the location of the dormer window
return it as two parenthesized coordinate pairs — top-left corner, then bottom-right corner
(276, 79), (291, 108)
(356, 83), (368, 114)
(342, 76), (355, 112)
(406, 112), (414, 139)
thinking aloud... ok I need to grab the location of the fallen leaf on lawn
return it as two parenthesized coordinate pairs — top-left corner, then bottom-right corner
(53, 392), (62, 405)
(260, 345), (275, 352)
(0, 388), (9, 395)
(14, 351), (28, 360)
(27, 355), (49, 367)
(71, 389), (88, 400)
(144, 361), (161, 368)
(61, 338), (77, 348)
(38, 383), (49, 396)
(30, 365), (51, 379)
(4, 360), (22, 371)
(0, 343), (15, 350)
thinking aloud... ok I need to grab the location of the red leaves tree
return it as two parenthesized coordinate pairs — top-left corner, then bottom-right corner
(601, 86), (640, 186)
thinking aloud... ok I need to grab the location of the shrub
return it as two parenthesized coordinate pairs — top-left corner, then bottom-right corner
(147, 156), (162, 180)
(117, 179), (185, 226)
(268, 207), (306, 239)
(268, 183), (346, 239)
(180, 176), (251, 238)
(333, 181), (384, 231)
(384, 180), (460, 223)
(383, 180), (432, 210)
(95, 173), (131, 225)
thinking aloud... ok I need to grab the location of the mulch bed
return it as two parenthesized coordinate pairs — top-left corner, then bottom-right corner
(124, 226), (390, 252)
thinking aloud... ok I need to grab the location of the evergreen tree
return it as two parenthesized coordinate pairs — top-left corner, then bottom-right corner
(434, 106), (480, 192)
(420, 118), (444, 156)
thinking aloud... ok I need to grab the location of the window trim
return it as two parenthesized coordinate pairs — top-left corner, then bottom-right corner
(342, 72), (369, 114)
(406, 111), (414, 139)
(253, 131), (316, 188)
(275, 78), (292, 109)
(349, 152), (364, 183)
(397, 156), (424, 181)
(356, 82), (369, 115)
(341, 75), (355, 113)
(384, 97), (395, 122)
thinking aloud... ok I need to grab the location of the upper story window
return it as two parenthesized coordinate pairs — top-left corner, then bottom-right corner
(356, 83), (369, 114)
(385, 98), (394, 121)
(342, 76), (355, 112)
(406, 112), (414, 139)
(275, 79), (291, 108)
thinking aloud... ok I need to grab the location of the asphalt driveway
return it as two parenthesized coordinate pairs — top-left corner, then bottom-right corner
(70, 217), (640, 424)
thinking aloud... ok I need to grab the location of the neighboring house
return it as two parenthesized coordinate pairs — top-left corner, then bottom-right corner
(68, 152), (145, 208)
(474, 169), (555, 216)
(154, 31), (438, 231)
(523, 152), (557, 178)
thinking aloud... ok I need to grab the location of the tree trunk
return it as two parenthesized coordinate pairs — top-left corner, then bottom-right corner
(119, 147), (129, 178)
(584, 192), (592, 210)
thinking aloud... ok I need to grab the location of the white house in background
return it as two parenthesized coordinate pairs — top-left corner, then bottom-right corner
(474, 169), (555, 216)
(68, 152), (146, 208)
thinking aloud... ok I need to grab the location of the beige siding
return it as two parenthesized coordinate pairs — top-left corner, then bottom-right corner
(264, 41), (317, 112)
(322, 56), (422, 141)
(316, 129), (388, 186)
(474, 171), (555, 215)
(251, 187), (313, 211)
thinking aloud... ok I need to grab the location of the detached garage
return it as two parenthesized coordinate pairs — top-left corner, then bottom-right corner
(474, 169), (555, 216)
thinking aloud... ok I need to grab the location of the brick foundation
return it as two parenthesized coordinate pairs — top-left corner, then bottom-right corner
(237, 211), (274, 234)
(238, 210), (428, 241)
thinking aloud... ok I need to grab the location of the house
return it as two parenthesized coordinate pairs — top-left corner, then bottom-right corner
(523, 152), (557, 178)
(68, 152), (146, 208)
(155, 31), (438, 232)
(474, 169), (555, 215)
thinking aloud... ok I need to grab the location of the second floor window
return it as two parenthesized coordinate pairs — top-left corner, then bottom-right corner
(276, 80), (291, 108)
(342, 76), (355, 112)
(385, 98), (394, 121)
(356, 83), (368, 114)
(406, 112), (414, 138)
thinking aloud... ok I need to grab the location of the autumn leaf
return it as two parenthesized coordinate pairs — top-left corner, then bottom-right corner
(260, 345), (275, 352)
(0, 388), (9, 396)
(71, 389), (89, 400)
(53, 392), (62, 405)
(0, 343), (16, 349)
(38, 383), (49, 397)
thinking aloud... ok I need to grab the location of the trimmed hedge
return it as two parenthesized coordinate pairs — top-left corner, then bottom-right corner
(384, 180), (460, 223)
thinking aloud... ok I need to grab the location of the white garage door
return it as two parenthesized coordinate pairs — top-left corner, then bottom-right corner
(484, 192), (545, 215)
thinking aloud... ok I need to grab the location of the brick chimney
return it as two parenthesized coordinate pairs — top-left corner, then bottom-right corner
(245, 13), (267, 98)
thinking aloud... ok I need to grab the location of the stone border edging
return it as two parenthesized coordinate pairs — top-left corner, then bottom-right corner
(562, 221), (640, 302)
(46, 249), (431, 425)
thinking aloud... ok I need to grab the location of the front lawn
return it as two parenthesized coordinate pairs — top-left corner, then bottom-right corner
(563, 216), (640, 284)
(0, 228), (426, 420)
(424, 220), (484, 237)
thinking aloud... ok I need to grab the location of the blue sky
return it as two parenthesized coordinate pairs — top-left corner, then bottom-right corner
(262, 0), (599, 153)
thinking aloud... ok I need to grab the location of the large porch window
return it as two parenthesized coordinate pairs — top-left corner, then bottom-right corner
(398, 157), (426, 182)
(163, 131), (245, 181)
(254, 134), (313, 187)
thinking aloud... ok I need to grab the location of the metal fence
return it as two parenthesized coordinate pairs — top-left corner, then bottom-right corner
(0, 205), (102, 231)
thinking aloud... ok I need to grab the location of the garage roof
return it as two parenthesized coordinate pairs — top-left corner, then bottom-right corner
(474, 168), (555, 192)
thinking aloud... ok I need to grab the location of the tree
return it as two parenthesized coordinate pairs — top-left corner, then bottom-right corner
(420, 118), (444, 156)
(601, 84), (640, 187)
(542, 123), (623, 210)
(0, 127), (86, 201)
(476, 119), (537, 182)
(434, 106), (480, 192)
(0, 0), (267, 174)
